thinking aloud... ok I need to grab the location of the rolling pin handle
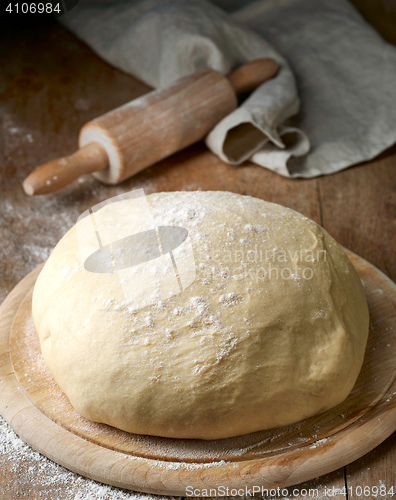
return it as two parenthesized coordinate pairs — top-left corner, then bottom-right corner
(22, 143), (109, 196)
(227, 58), (279, 96)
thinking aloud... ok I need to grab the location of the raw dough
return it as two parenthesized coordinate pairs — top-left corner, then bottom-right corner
(32, 191), (369, 439)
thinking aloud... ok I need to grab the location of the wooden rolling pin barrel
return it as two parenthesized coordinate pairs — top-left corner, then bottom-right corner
(23, 58), (279, 195)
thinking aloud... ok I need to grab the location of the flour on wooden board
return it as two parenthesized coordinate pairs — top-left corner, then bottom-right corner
(0, 416), (172, 500)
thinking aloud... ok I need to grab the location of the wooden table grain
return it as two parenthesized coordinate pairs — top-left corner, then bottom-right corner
(0, 9), (395, 500)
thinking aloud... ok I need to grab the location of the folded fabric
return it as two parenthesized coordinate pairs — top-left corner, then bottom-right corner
(61, 0), (396, 178)
(233, 0), (396, 177)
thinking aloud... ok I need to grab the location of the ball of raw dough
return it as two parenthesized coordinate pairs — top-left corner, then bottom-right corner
(32, 191), (369, 439)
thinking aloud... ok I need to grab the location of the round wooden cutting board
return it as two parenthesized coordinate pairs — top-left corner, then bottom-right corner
(0, 250), (395, 496)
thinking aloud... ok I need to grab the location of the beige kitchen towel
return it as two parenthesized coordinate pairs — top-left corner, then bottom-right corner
(60, 0), (396, 178)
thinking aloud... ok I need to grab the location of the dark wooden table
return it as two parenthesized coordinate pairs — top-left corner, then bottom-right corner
(0, 10), (395, 500)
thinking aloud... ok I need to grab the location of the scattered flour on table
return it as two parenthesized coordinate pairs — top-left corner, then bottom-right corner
(0, 416), (178, 500)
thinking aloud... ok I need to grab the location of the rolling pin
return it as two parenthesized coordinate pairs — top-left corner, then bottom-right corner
(23, 58), (278, 195)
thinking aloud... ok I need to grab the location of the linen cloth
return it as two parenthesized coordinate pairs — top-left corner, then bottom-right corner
(61, 0), (396, 177)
